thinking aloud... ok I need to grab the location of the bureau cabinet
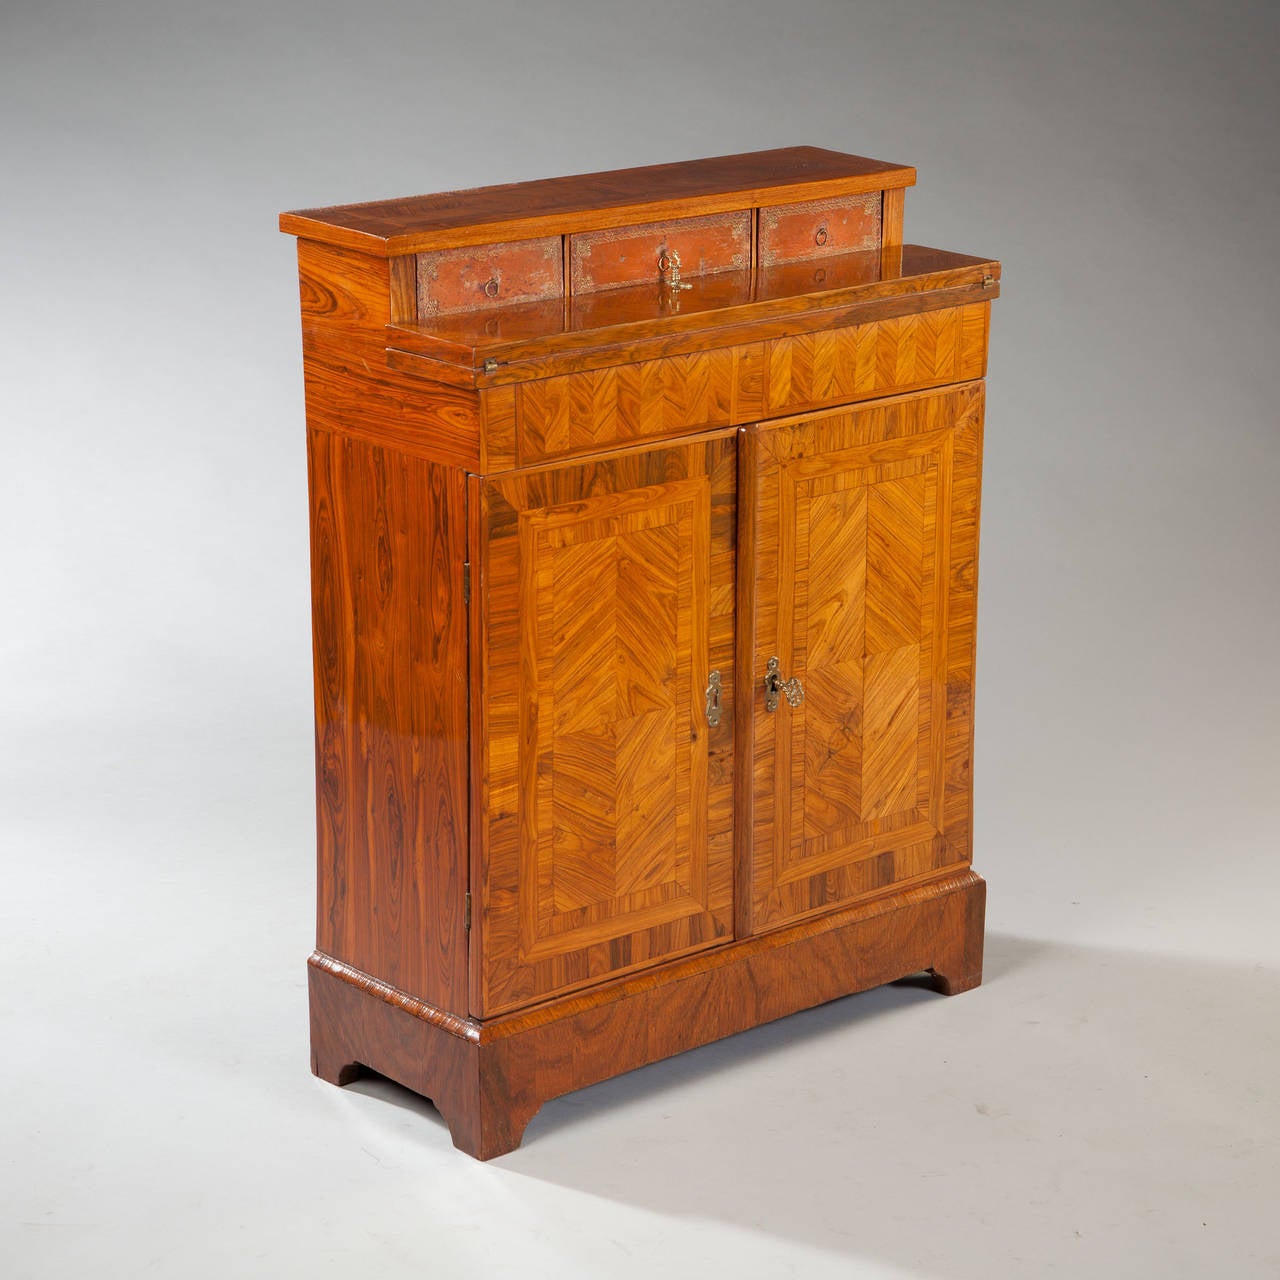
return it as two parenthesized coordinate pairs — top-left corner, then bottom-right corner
(282, 147), (997, 1158)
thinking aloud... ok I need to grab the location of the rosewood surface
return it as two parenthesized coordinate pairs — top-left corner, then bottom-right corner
(283, 146), (996, 1160)
(307, 431), (469, 1010)
(281, 146), (915, 255)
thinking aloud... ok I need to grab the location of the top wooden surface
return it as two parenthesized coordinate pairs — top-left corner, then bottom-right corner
(279, 147), (916, 256)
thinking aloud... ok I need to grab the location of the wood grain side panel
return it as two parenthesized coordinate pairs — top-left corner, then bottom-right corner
(478, 437), (736, 1015)
(307, 430), (469, 1013)
(466, 476), (490, 1020)
(942, 386), (985, 867)
(297, 239), (482, 467)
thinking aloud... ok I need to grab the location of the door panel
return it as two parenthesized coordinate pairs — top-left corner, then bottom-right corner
(475, 436), (736, 1015)
(741, 382), (983, 932)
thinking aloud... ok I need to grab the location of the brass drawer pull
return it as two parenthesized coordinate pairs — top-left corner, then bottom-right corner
(814, 224), (828, 246)
(763, 656), (804, 712)
(657, 248), (692, 292)
(483, 277), (500, 298)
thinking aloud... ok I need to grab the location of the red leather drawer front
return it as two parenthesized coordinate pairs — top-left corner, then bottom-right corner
(417, 236), (563, 317)
(570, 211), (751, 293)
(758, 192), (881, 266)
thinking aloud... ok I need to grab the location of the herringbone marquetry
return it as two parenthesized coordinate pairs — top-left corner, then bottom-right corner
(288, 149), (994, 1158)
(764, 304), (986, 416)
(742, 382), (983, 931)
(509, 304), (987, 466)
(477, 436), (736, 1014)
(517, 349), (738, 463)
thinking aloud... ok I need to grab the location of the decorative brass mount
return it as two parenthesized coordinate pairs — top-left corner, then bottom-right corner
(763, 656), (805, 712)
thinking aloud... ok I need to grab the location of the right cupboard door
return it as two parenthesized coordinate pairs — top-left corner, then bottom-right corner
(740, 381), (984, 933)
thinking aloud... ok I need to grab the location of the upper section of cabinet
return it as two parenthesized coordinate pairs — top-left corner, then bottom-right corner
(384, 245), (999, 392)
(279, 146), (915, 256)
(282, 148), (999, 471)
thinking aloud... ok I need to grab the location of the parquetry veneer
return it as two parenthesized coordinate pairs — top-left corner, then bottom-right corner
(282, 146), (999, 1158)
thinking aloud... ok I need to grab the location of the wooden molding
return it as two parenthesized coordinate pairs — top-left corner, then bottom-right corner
(309, 869), (985, 1158)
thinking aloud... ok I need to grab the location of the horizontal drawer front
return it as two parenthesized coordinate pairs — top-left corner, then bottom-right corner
(516, 347), (751, 463)
(570, 212), (751, 293)
(758, 192), (881, 266)
(417, 236), (562, 317)
(502, 302), (988, 466)
(764, 303), (988, 415)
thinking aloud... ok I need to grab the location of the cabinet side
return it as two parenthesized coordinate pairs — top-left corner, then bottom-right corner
(307, 431), (470, 1013)
(298, 237), (472, 1016)
(296, 238), (482, 468)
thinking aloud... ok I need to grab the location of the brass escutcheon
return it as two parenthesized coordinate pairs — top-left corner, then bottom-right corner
(705, 670), (723, 728)
(763, 656), (804, 712)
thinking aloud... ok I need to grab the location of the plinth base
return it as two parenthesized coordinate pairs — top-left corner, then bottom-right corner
(308, 868), (985, 1159)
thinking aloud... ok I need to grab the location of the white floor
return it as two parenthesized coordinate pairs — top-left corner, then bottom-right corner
(5, 713), (1278, 1279)
(5, 2), (1279, 1275)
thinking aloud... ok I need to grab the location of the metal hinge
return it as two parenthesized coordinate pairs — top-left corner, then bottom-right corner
(463, 561), (471, 606)
(982, 273), (996, 290)
(464, 891), (472, 931)
(483, 358), (499, 374)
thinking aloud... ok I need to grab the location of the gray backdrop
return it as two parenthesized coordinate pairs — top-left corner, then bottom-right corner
(3, 2), (1277, 1277)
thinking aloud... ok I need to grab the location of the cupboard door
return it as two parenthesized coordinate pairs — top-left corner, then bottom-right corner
(474, 437), (736, 1015)
(740, 382), (983, 933)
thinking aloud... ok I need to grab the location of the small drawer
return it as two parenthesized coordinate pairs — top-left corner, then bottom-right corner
(516, 346), (750, 464)
(417, 236), (562, 317)
(570, 211), (751, 294)
(763, 303), (989, 416)
(758, 192), (881, 266)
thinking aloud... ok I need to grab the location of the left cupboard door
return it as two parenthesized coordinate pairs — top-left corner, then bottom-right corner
(472, 436), (737, 1016)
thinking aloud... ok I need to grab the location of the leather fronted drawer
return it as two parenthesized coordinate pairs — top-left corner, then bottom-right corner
(758, 192), (881, 266)
(570, 211), (751, 293)
(417, 236), (563, 317)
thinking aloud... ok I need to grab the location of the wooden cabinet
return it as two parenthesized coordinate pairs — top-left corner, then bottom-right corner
(282, 147), (998, 1159)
